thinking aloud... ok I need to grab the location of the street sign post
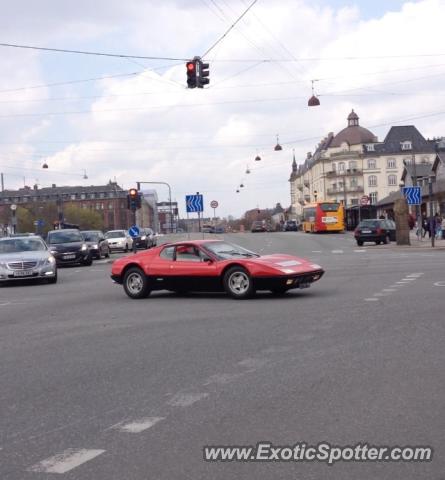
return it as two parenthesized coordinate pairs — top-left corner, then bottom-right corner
(210, 200), (218, 230)
(360, 195), (370, 206)
(402, 186), (421, 205)
(128, 225), (140, 238)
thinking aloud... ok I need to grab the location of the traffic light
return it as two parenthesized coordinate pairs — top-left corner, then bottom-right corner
(197, 59), (209, 88)
(186, 60), (197, 89)
(127, 188), (141, 211)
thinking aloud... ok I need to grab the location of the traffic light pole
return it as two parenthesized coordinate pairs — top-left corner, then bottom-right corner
(136, 181), (173, 233)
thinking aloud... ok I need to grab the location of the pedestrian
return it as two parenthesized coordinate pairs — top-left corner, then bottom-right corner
(435, 213), (443, 240)
(422, 217), (429, 238)
(442, 216), (445, 240)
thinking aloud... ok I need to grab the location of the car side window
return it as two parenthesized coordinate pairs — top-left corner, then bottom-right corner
(160, 246), (175, 260)
(175, 245), (202, 262)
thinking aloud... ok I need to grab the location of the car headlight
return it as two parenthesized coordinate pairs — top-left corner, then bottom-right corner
(81, 244), (88, 251)
(47, 256), (56, 264)
(141, 235), (146, 240)
(50, 249), (57, 254)
(92, 244), (98, 249)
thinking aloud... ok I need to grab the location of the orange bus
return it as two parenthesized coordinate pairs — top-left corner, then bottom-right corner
(302, 201), (345, 233)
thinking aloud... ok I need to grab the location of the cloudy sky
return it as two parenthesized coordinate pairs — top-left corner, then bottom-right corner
(0, 0), (444, 217)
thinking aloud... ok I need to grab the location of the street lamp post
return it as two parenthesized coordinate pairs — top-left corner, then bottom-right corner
(428, 175), (435, 248)
(136, 181), (173, 233)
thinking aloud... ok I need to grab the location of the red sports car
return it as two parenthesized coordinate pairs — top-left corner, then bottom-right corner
(111, 240), (324, 299)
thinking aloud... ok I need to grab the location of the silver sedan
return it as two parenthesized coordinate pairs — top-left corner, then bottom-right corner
(0, 236), (57, 283)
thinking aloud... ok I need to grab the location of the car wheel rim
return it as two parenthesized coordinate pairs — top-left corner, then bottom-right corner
(127, 272), (143, 294)
(228, 271), (249, 294)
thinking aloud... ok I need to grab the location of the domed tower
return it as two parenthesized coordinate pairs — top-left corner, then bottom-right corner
(330, 110), (377, 148)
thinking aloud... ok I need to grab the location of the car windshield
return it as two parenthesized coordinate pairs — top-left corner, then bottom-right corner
(0, 238), (46, 253)
(48, 231), (83, 244)
(204, 241), (259, 259)
(82, 231), (100, 241)
(105, 231), (125, 238)
(320, 203), (339, 212)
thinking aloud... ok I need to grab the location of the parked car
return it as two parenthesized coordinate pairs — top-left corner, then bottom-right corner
(111, 240), (324, 299)
(105, 230), (133, 252)
(283, 220), (299, 232)
(354, 219), (393, 246)
(80, 230), (110, 259)
(46, 229), (93, 266)
(383, 219), (397, 241)
(251, 221), (267, 233)
(0, 235), (57, 283)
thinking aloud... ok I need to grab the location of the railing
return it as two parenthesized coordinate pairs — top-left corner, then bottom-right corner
(296, 183), (303, 191)
(325, 168), (362, 177)
(327, 186), (364, 195)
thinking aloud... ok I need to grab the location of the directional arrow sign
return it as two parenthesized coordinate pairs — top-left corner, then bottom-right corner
(402, 186), (421, 205)
(186, 194), (204, 213)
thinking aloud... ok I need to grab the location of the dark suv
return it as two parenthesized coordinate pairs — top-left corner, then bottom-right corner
(251, 221), (267, 233)
(47, 229), (93, 266)
(354, 219), (392, 246)
(81, 230), (110, 259)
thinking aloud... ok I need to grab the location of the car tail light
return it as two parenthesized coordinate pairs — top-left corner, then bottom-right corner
(376, 227), (382, 235)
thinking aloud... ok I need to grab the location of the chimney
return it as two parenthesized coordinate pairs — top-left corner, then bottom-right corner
(306, 152), (312, 159)
(52, 184), (56, 188)
(33, 184), (38, 191)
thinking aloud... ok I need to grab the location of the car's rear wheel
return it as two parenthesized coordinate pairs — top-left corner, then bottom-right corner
(357, 240), (363, 246)
(105, 250), (110, 258)
(223, 266), (254, 299)
(124, 244), (129, 252)
(123, 267), (151, 299)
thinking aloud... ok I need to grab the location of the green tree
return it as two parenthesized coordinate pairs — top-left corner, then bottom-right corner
(63, 204), (104, 230)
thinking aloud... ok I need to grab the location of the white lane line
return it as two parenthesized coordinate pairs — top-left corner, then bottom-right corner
(312, 250), (322, 253)
(331, 250), (344, 254)
(111, 416), (164, 433)
(204, 372), (245, 385)
(238, 358), (269, 369)
(374, 293), (389, 297)
(434, 281), (445, 287)
(28, 449), (105, 474)
(364, 298), (379, 301)
(168, 393), (209, 407)
(382, 289), (397, 292)
(396, 281), (409, 284)
(354, 249), (367, 253)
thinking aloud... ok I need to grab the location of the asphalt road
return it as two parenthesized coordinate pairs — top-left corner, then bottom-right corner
(1, 232), (444, 480)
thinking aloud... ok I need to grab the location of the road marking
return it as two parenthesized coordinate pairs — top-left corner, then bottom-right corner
(401, 278), (416, 281)
(312, 250), (322, 253)
(204, 373), (245, 385)
(364, 298), (379, 301)
(382, 289), (397, 292)
(396, 281), (409, 284)
(28, 449), (105, 474)
(374, 292), (389, 297)
(434, 281), (445, 287)
(111, 417), (164, 433)
(331, 250), (343, 254)
(354, 249), (367, 253)
(238, 358), (269, 369)
(168, 393), (209, 407)
(407, 273), (423, 277)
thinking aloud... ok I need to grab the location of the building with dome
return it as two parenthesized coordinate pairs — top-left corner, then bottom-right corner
(289, 110), (438, 225)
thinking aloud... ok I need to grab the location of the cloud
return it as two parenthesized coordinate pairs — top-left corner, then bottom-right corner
(0, 0), (444, 216)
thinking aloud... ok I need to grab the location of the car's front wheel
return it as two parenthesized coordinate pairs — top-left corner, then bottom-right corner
(123, 267), (151, 299)
(357, 240), (363, 246)
(82, 255), (93, 266)
(47, 272), (58, 284)
(223, 266), (254, 299)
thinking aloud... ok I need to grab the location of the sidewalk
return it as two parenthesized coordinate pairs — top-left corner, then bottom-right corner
(407, 231), (445, 249)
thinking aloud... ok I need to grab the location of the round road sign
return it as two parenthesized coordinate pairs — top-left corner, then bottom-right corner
(360, 195), (370, 206)
(210, 200), (218, 209)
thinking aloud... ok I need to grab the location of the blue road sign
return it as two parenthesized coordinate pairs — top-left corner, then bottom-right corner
(128, 225), (140, 238)
(186, 194), (204, 213)
(402, 186), (421, 205)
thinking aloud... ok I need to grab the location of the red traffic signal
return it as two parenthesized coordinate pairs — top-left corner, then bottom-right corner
(127, 188), (141, 210)
(186, 60), (197, 88)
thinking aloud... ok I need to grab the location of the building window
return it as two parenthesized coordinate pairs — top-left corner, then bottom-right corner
(387, 158), (396, 169)
(350, 177), (358, 187)
(108, 203), (113, 210)
(96, 203), (101, 210)
(369, 192), (378, 204)
(367, 159), (376, 169)
(368, 175), (377, 187)
(366, 144), (375, 152)
(80, 193), (86, 200)
(349, 161), (357, 170)
(351, 198), (359, 205)
(338, 162), (345, 172)
(401, 141), (412, 150)
(332, 163), (336, 171)
(71, 194), (76, 200)
(388, 175), (397, 186)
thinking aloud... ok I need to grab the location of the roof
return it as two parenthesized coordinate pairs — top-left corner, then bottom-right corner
(376, 190), (403, 207)
(401, 163), (433, 182)
(0, 182), (124, 198)
(330, 110), (377, 148)
(369, 126), (435, 155)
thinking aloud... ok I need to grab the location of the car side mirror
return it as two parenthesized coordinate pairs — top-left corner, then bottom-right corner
(202, 256), (213, 263)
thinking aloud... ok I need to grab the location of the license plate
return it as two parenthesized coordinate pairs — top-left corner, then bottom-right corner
(13, 270), (34, 277)
(362, 230), (372, 233)
(63, 254), (76, 260)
